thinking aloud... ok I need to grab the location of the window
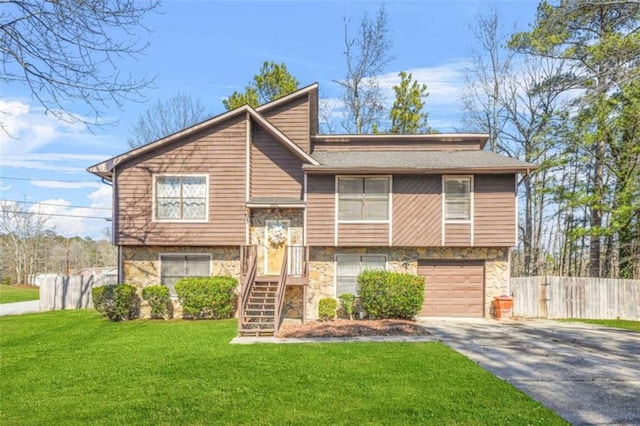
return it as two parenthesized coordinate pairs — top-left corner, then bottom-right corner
(444, 177), (472, 221)
(338, 177), (389, 221)
(336, 255), (386, 296)
(160, 254), (211, 296)
(155, 176), (207, 220)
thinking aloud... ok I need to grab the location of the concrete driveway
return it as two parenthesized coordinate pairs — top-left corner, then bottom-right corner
(0, 300), (40, 316)
(420, 319), (640, 425)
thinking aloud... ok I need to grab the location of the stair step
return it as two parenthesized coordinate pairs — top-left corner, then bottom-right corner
(239, 330), (275, 337)
(250, 292), (276, 298)
(245, 310), (275, 316)
(242, 322), (275, 331)
(243, 318), (275, 324)
(249, 298), (275, 304)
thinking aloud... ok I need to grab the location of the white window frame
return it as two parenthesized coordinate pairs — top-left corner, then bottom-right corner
(334, 254), (388, 297)
(158, 253), (213, 297)
(153, 174), (209, 223)
(443, 175), (473, 223)
(335, 175), (392, 224)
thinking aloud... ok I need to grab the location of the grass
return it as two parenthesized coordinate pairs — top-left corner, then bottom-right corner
(0, 285), (39, 304)
(0, 311), (566, 425)
(561, 318), (640, 332)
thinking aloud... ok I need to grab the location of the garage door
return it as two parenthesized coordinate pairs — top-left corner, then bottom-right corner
(417, 260), (484, 317)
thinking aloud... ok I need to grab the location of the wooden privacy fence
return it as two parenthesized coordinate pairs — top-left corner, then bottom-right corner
(511, 276), (640, 320)
(40, 274), (118, 311)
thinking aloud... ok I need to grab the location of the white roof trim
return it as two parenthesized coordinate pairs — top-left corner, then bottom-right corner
(87, 93), (321, 179)
(246, 106), (319, 166)
(255, 83), (318, 113)
(87, 105), (251, 177)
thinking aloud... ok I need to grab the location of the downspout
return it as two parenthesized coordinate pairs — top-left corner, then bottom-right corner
(111, 165), (123, 284)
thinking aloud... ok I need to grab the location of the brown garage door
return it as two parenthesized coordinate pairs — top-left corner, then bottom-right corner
(417, 260), (484, 317)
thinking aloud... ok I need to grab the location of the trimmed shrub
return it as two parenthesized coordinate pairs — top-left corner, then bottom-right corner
(338, 293), (356, 320)
(92, 284), (140, 321)
(318, 297), (337, 321)
(142, 285), (173, 319)
(357, 270), (424, 320)
(175, 276), (237, 319)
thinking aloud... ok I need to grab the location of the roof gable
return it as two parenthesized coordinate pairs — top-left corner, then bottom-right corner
(87, 91), (319, 180)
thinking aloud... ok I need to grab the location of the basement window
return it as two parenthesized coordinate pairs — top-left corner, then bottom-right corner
(159, 254), (211, 296)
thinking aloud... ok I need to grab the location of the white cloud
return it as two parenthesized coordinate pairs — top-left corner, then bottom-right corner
(31, 180), (104, 189)
(30, 195), (112, 239)
(0, 99), (120, 173)
(378, 59), (470, 107)
(87, 186), (113, 209)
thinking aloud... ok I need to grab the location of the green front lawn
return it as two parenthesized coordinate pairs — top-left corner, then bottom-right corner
(0, 285), (39, 304)
(0, 311), (566, 425)
(561, 318), (640, 332)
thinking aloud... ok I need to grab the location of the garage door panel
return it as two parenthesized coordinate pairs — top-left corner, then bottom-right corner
(418, 260), (484, 317)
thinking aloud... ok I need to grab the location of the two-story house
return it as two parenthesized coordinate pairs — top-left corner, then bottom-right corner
(88, 83), (535, 335)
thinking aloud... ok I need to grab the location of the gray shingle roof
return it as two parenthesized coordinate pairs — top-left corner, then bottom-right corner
(305, 150), (536, 172)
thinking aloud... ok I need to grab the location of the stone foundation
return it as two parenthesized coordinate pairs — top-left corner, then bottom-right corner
(306, 247), (510, 320)
(122, 246), (241, 318)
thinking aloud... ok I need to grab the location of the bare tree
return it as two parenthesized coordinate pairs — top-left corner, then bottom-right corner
(1, 0), (159, 130)
(129, 92), (209, 148)
(0, 201), (52, 284)
(461, 8), (514, 152)
(336, 5), (394, 134)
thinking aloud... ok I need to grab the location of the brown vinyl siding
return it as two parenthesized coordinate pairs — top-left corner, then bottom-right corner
(392, 175), (441, 246)
(115, 116), (246, 246)
(337, 223), (389, 246)
(261, 95), (310, 153)
(474, 174), (516, 246)
(306, 175), (334, 245)
(311, 140), (481, 152)
(250, 124), (303, 199)
(445, 223), (471, 246)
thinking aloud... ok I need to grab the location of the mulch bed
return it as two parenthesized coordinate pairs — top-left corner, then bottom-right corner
(278, 319), (430, 338)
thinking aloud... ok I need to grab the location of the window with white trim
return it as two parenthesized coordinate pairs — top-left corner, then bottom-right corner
(444, 177), (472, 221)
(155, 176), (207, 220)
(160, 254), (210, 296)
(336, 254), (386, 296)
(338, 177), (389, 221)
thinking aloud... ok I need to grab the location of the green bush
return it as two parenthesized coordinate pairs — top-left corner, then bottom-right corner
(175, 276), (237, 319)
(92, 284), (140, 321)
(1, 276), (11, 286)
(142, 285), (173, 319)
(357, 270), (424, 320)
(338, 293), (356, 320)
(318, 298), (337, 321)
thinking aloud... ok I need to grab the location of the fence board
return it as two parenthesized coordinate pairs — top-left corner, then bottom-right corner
(512, 276), (640, 320)
(40, 274), (118, 311)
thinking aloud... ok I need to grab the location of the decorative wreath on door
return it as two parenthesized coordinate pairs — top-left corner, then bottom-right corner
(268, 224), (287, 246)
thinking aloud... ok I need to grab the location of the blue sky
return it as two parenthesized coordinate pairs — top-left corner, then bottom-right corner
(0, 0), (539, 239)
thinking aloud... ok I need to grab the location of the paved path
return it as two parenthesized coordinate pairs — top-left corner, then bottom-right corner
(420, 319), (640, 426)
(0, 300), (40, 316)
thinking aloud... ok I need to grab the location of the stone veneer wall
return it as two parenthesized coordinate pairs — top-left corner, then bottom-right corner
(306, 247), (510, 320)
(122, 246), (241, 318)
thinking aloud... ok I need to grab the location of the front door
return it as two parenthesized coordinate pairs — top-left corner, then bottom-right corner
(265, 220), (290, 275)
